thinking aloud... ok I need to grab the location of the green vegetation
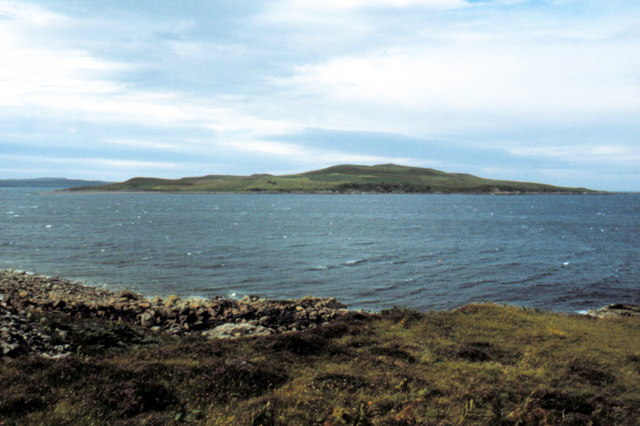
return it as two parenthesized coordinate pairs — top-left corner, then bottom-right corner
(2, 304), (638, 424)
(69, 164), (600, 194)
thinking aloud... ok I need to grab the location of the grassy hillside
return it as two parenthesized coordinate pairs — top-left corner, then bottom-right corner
(2, 271), (637, 424)
(70, 164), (599, 194)
(1, 304), (638, 424)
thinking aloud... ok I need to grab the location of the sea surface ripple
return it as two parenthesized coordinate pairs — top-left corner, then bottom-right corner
(1, 188), (638, 312)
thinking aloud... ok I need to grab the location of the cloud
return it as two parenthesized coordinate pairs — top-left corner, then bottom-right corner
(0, 0), (66, 24)
(0, 0), (638, 190)
(0, 28), (204, 128)
(509, 144), (640, 166)
(0, 4), (181, 125)
(219, 139), (421, 168)
(0, 153), (179, 170)
(287, 39), (640, 121)
(102, 139), (188, 152)
(0, 0), (297, 135)
(282, 0), (468, 10)
(264, 0), (640, 141)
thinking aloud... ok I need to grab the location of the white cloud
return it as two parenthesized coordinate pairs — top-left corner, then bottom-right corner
(78, 158), (179, 170)
(0, 0), (66, 24)
(283, 0), (467, 10)
(219, 139), (421, 167)
(103, 139), (188, 151)
(263, 2), (640, 141)
(287, 40), (640, 119)
(0, 153), (179, 170)
(509, 144), (640, 165)
(0, 28), (204, 127)
(1, 0), (638, 190)
(0, 1), (298, 135)
(0, 5), (182, 125)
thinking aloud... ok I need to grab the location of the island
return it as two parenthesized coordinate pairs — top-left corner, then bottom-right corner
(68, 164), (601, 194)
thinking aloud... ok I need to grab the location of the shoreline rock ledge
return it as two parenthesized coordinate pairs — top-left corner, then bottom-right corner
(585, 304), (640, 319)
(0, 270), (364, 351)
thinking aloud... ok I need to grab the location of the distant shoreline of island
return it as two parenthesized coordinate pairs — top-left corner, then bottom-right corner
(58, 189), (608, 195)
(0, 178), (113, 188)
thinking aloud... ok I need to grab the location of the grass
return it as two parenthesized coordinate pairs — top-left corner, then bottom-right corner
(1, 304), (638, 424)
(70, 164), (600, 194)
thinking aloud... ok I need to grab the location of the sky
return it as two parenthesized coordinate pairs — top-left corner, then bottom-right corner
(0, 0), (639, 191)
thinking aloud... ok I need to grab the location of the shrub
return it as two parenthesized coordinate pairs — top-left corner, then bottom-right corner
(95, 378), (177, 418)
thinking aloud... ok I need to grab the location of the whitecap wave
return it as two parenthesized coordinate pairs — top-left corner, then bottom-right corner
(344, 258), (368, 266)
(306, 264), (338, 271)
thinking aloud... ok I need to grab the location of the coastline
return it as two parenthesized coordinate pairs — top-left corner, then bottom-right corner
(59, 188), (609, 195)
(0, 270), (358, 345)
(1, 269), (639, 424)
(2, 268), (637, 358)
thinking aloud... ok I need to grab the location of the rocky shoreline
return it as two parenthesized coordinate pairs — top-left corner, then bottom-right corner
(2, 269), (638, 360)
(585, 303), (640, 319)
(2, 270), (639, 423)
(0, 270), (363, 359)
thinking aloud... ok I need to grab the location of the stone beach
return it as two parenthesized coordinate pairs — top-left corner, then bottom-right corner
(0, 269), (361, 358)
(1, 270), (639, 424)
(1, 269), (637, 360)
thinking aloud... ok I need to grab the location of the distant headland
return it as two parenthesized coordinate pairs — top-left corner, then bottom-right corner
(0, 178), (113, 188)
(68, 164), (603, 194)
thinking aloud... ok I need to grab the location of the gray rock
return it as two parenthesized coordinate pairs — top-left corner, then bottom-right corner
(586, 304), (640, 319)
(202, 323), (274, 339)
(1, 303), (71, 358)
(166, 323), (183, 335)
(119, 290), (141, 300)
(2, 342), (18, 355)
(140, 312), (154, 327)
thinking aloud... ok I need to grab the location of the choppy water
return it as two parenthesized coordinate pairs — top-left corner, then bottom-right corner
(1, 187), (638, 312)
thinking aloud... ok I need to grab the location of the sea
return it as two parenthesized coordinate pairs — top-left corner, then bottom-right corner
(1, 187), (638, 312)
